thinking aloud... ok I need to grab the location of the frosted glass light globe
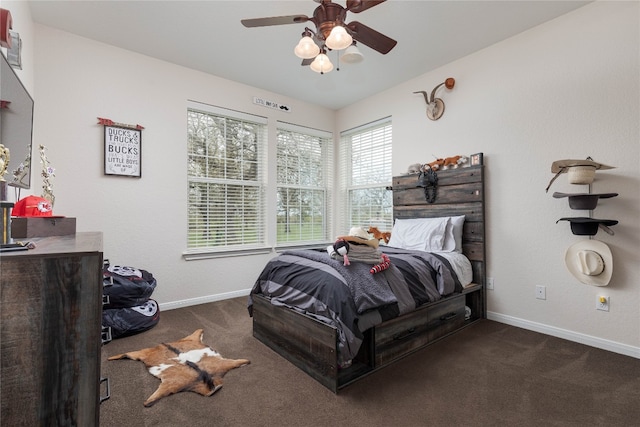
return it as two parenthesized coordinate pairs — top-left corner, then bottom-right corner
(310, 53), (334, 74)
(294, 36), (320, 59)
(325, 26), (352, 51)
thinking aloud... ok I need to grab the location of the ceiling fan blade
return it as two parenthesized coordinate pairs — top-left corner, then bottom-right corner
(241, 15), (309, 28)
(348, 21), (397, 54)
(346, 0), (386, 13)
(301, 58), (314, 66)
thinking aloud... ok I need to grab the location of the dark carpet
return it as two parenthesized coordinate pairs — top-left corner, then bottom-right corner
(100, 296), (640, 426)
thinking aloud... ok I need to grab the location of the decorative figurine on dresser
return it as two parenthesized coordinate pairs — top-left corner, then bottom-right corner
(547, 157), (618, 287)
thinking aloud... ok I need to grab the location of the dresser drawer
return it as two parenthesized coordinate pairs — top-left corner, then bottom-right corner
(373, 294), (466, 366)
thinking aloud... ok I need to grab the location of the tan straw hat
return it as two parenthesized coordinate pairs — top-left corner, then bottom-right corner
(551, 159), (614, 174)
(546, 158), (615, 191)
(565, 240), (613, 286)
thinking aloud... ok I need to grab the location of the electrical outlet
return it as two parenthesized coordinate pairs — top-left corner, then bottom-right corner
(596, 296), (609, 312)
(486, 277), (494, 290)
(536, 285), (546, 300)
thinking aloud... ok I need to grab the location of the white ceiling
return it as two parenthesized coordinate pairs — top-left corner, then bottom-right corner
(28, 0), (591, 110)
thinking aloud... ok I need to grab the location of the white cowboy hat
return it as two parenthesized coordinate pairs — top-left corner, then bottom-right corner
(565, 240), (613, 286)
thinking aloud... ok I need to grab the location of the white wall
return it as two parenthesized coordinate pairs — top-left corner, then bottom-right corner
(10, 1), (639, 357)
(337, 1), (640, 357)
(29, 25), (335, 308)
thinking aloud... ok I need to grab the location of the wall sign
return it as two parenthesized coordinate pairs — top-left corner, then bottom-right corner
(253, 96), (291, 113)
(103, 124), (142, 177)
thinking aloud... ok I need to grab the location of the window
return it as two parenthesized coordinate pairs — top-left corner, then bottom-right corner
(339, 118), (393, 233)
(186, 102), (267, 253)
(276, 123), (332, 245)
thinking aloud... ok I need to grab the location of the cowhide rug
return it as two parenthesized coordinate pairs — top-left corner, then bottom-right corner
(108, 329), (250, 407)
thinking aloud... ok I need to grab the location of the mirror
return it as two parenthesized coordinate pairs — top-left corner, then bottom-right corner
(0, 50), (34, 189)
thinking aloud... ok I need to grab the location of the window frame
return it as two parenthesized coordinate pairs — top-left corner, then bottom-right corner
(339, 117), (393, 234)
(275, 121), (333, 248)
(184, 101), (269, 259)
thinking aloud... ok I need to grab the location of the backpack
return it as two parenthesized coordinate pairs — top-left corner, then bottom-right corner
(102, 259), (160, 340)
(102, 260), (157, 309)
(102, 299), (160, 339)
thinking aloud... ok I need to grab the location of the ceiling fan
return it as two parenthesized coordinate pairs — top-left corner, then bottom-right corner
(241, 0), (397, 74)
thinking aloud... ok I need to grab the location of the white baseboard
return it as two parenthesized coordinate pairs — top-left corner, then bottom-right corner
(488, 311), (640, 359)
(158, 298), (640, 359)
(158, 288), (251, 311)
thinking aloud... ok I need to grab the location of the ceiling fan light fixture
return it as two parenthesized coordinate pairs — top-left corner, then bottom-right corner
(294, 35), (320, 59)
(340, 43), (364, 64)
(325, 25), (352, 51)
(310, 52), (333, 74)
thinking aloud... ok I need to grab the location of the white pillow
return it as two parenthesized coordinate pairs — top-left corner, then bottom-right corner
(388, 217), (449, 251)
(446, 215), (466, 253)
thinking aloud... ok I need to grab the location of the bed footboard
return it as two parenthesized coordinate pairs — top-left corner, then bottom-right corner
(252, 295), (342, 391)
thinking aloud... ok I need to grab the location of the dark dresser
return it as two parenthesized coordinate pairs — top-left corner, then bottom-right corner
(1, 232), (103, 426)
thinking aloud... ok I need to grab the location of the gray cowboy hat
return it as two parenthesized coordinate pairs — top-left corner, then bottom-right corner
(552, 192), (618, 210)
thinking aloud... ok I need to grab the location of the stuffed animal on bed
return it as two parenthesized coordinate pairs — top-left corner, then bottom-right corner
(426, 155), (468, 171)
(442, 155), (468, 169)
(425, 158), (445, 171)
(407, 163), (422, 175)
(368, 226), (391, 244)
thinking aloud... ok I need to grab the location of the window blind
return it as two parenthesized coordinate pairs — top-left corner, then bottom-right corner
(276, 122), (333, 245)
(186, 101), (267, 251)
(339, 117), (393, 233)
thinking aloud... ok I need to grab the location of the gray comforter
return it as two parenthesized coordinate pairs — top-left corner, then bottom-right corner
(249, 247), (463, 367)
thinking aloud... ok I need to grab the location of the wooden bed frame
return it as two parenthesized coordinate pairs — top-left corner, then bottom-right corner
(252, 164), (486, 392)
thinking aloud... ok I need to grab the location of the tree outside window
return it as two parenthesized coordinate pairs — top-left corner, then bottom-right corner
(340, 119), (393, 233)
(187, 105), (266, 250)
(276, 125), (332, 245)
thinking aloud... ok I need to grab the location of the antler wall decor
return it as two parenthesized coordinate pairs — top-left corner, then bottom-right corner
(414, 77), (456, 121)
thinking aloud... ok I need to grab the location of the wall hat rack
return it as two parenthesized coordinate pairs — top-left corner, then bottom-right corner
(549, 156), (619, 286)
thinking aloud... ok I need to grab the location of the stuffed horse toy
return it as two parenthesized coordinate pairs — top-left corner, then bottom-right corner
(442, 155), (468, 169)
(426, 155), (468, 171)
(425, 158), (445, 171)
(368, 226), (391, 244)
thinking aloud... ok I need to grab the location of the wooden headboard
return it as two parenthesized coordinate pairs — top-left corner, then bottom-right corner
(391, 165), (486, 291)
